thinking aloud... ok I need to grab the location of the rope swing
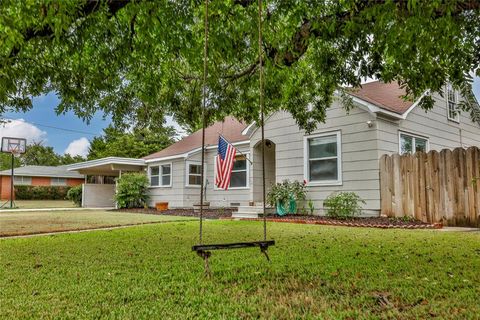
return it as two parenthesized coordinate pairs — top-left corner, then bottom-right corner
(192, 0), (275, 276)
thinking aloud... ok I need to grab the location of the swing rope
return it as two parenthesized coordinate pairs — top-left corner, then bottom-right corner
(199, 0), (209, 245)
(194, 0), (274, 274)
(258, 0), (267, 241)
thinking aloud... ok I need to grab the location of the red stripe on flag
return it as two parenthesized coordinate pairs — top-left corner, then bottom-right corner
(220, 146), (236, 190)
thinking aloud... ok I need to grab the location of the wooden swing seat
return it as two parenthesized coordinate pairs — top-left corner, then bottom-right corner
(192, 240), (275, 271)
(192, 240), (275, 252)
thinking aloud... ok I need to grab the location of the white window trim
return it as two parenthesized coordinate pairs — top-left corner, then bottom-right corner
(303, 131), (342, 186)
(51, 177), (67, 186)
(185, 160), (205, 188)
(213, 152), (250, 190)
(148, 162), (172, 188)
(398, 131), (430, 155)
(446, 84), (460, 123)
(13, 175), (32, 186)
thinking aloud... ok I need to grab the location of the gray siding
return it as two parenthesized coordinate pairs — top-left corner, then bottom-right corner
(185, 144), (252, 207)
(82, 184), (115, 208)
(250, 99), (380, 216)
(376, 91), (480, 158)
(147, 143), (252, 208)
(145, 90), (480, 214)
(147, 159), (185, 208)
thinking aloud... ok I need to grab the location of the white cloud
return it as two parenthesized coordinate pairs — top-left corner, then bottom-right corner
(64, 137), (90, 157)
(0, 119), (47, 144)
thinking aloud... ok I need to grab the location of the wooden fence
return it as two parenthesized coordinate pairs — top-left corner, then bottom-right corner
(380, 147), (480, 227)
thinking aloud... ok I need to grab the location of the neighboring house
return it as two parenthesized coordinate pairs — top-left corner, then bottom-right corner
(0, 165), (84, 199)
(68, 81), (480, 214)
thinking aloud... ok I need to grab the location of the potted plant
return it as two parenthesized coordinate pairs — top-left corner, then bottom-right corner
(267, 180), (307, 216)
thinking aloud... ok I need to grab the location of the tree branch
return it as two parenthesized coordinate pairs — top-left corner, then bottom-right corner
(9, 0), (131, 58)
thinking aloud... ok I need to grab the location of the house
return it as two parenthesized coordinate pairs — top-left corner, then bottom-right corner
(0, 165), (84, 199)
(68, 81), (480, 215)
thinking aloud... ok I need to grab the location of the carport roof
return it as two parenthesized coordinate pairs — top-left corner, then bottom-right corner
(67, 157), (146, 176)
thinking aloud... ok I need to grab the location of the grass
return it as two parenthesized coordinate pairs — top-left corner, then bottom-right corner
(0, 221), (479, 319)
(0, 200), (76, 209)
(0, 210), (195, 237)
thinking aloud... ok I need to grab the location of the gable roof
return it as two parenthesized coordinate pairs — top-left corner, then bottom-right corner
(143, 117), (248, 161)
(0, 165), (84, 178)
(349, 81), (415, 115)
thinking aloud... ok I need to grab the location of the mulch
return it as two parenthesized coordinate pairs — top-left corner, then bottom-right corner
(114, 207), (234, 219)
(115, 208), (442, 229)
(226, 215), (443, 229)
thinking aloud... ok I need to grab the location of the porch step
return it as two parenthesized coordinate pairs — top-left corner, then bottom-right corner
(231, 212), (261, 219)
(231, 205), (274, 219)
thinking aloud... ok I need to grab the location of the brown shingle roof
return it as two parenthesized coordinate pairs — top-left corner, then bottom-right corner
(349, 81), (415, 114)
(143, 117), (248, 160)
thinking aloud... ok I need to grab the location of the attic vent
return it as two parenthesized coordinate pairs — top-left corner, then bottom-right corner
(230, 202), (241, 207)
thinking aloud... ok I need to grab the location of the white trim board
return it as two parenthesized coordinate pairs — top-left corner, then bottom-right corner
(303, 130), (343, 186)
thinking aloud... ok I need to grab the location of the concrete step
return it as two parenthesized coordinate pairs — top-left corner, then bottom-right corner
(232, 205), (275, 219)
(231, 212), (259, 219)
(235, 206), (274, 214)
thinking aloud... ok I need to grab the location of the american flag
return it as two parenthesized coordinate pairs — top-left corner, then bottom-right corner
(215, 136), (236, 190)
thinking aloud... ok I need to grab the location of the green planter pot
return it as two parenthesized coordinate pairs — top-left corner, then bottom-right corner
(276, 201), (288, 216)
(289, 197), (297, 214)
(276, 197), (297, 216)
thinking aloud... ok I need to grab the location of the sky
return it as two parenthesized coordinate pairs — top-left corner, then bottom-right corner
(1, 77), (479, 157)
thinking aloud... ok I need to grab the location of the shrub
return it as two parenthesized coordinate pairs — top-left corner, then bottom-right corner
(67, 185), (83, 207)
(114, 173), (149, 209)
(267, 180), (307, 207)
(323, 192), (366, 220)
(15, 185), (71, 200)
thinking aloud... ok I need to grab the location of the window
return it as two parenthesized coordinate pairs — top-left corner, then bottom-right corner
(230, 155), (248, 188)
(104, 176), (116, 184)
(150, 164), (172, 187)
(304, 131), (342, 185)
(150, 167), (159, 186)
(447, 84), (459, 122)
(51, 177), (67, 186)
(399, 132), (428, 154)
(214, 154), (249, 189)
(186, 162), (203, 186)
(13, 176), (32, 185)
(86, 175), (116, 184)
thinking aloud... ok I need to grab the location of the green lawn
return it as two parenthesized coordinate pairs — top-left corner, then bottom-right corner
(0, 221), (478, 319)
(0, 210), (194, 237)
(0, 200), (76, 209)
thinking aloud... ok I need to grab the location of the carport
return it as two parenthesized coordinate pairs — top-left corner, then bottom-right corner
(67, 157), (146, 208)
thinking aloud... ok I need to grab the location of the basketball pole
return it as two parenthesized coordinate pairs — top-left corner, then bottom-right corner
(10, 152), (14, 208)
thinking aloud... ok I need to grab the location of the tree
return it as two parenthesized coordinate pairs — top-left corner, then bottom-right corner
(18, 142), (86, 166)
(0, 1), (479, 132)
(87, 125), (175, 160)
(0, 153), (20, 171)
(59, 153), (88, 165)
(19, 142), (62, 166)
(0, 141), (85, 169)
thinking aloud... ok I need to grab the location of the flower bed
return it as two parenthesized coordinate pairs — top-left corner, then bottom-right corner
(114, 207), (234, 219)
(224, 215), (442, 229)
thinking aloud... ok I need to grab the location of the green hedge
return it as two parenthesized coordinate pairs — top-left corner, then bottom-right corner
(15, 185), (72, 200)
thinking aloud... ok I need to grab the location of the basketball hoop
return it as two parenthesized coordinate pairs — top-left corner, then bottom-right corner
(1, 137), (27, 156)
(1, 137), (26, 209)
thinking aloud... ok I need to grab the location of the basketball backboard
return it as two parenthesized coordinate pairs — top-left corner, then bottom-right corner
(1, 137), (26, 154)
